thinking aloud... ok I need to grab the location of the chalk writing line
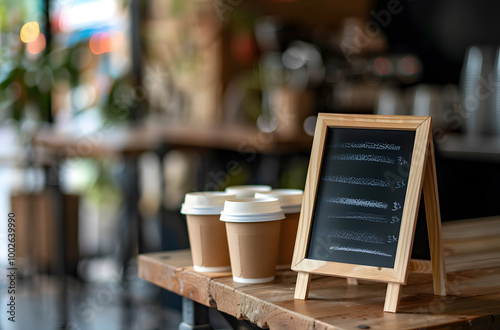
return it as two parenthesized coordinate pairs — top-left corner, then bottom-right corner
(337, 142), (401, 151)
(327, 197), (388, 210)
(328, 228), (386, 244)
(327, 212), (388, 223)
(329, 246), (392, 258)
(330, 154), (396, 164)
(322, 175), (390, 188)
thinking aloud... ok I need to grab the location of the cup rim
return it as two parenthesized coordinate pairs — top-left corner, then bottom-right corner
(220, 210), (285, 222)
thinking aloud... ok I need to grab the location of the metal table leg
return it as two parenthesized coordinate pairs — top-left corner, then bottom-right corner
(46, 163), (67, 329)
(178, 297), (212, 330)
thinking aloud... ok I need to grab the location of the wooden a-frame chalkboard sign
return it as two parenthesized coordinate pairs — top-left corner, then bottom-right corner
(292, 113), (447, 313)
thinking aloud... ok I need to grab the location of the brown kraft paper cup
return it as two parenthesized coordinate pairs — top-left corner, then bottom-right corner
(277, 212), (300, 269)
(225, 221), (281, 283)
(186, 214), (231, 272)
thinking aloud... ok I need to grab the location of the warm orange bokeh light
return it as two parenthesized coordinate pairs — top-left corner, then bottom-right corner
(89, 31), (124, 55)
(27, 33), (47, 54)
(20, 21), (40, 43)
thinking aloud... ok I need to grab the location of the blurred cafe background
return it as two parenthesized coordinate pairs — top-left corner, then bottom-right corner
(1, 0), (500, 329)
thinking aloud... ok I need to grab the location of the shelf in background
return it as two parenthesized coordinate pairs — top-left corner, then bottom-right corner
(436, 133), (500, 162)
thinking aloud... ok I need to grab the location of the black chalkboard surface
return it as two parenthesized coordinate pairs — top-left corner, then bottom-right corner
(411, 197), (431, 261)
(307, 127), (416, 268)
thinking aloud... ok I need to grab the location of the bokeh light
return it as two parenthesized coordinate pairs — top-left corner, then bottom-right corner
(58, 0), (116, 33)
(89, 31), (124, 55)
(26, 33), (46, 54)
(72, 84), (97, 111)
(303, 116), (317, 136)
(399, 55), (421, 75)
(20, 21), (40, 43)
(374, 57), (392, 76)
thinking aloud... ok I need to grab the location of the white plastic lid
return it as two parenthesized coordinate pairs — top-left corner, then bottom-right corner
(255, 189), (303, 213)
(180, 191), (237, 215)
(220, 198), (285, 222)
(225, 185), (272, 198)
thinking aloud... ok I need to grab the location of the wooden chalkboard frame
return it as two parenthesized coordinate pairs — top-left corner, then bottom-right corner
(292, 113), (446, 312)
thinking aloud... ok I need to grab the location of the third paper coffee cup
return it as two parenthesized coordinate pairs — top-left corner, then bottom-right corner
(220, 198), (285, 283)
(255, 189), (303, 269)
(181, 192), (236, 272)
(225, 185), (272, 198)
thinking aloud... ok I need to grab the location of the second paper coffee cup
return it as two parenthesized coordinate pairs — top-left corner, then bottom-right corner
(181, 192), (236, 272)
(220, 198), (285, 283)
(255, 189), (303, 269)
(225, 185), (272, 198)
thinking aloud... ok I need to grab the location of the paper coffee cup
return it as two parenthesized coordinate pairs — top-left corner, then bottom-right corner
(220, 198), (284, 283)
(225, 185), (272, 198)
(255, 189), (303, 269)
(181, 192), (236, 272)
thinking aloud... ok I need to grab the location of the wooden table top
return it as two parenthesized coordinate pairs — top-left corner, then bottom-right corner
(138, 217), (500, 329)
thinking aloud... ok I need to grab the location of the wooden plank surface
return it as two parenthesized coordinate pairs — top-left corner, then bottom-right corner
(139, 217), (500, 330)
(139, 252), (500, 329)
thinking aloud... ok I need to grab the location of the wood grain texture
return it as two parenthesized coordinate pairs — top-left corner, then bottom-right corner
(320, 113), (429, 130)
(347, 278), (359, 285)
(442, 216), (500, 240)
(291, 114), (328, 268)
(139, 217), (500, 329)
(383, 283), (402, 313)
(294, 272), (311, 299)
(441, 217), (500, 272)
(391, 116), (431, 283)
(423, 133), (447, 296)
(408, 259), (432, 274)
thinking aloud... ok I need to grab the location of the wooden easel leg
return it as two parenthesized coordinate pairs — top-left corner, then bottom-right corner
(294, 272), (312, 299)
(384, 283), (402, 313)
(423, 137), (447, 296)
